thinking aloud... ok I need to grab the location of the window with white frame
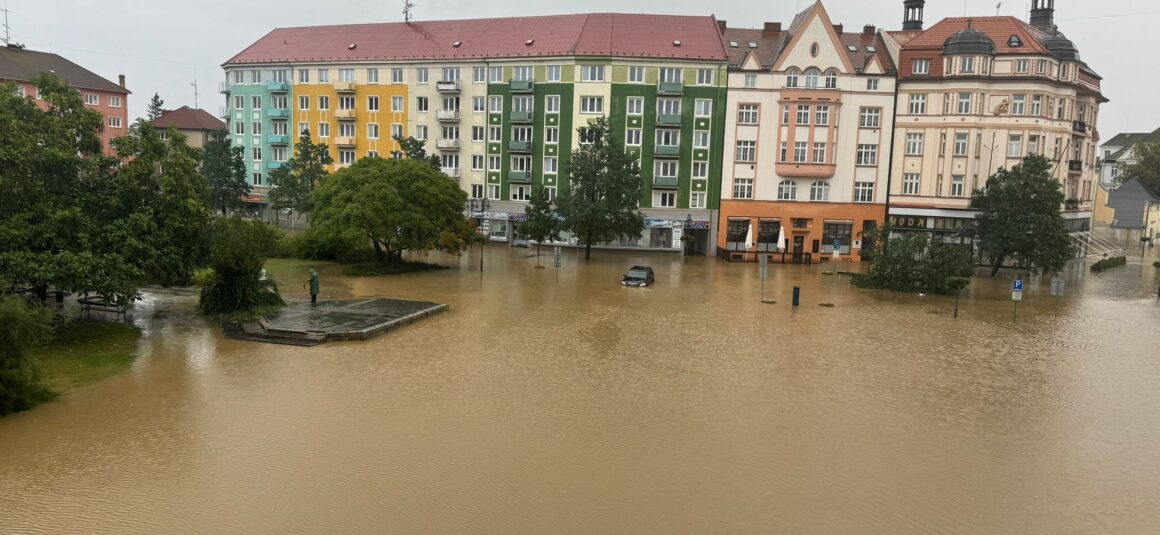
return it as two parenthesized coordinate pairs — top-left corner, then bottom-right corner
(251, 122), (262, 135)
(511, 126), (532, 142)
(815, 105), (829, 126)
(856, 144), (877, 166)
(298, 122), (309, 134)
(391, 123), (402, 139)
(471, 184), (485, 198)
(1016, 59), (1029, 73)
(809, 181), (829, 201)
(108, 116), (122, 128)
(472, 96), (485, 113)
(780, 142), (788, 161)
(744, 74), (757, 87)
(298, 69), (310, 84)
(318, 69), (330, 83)
(782, 105), (790, 125)
(547, 65), (561, 82)
(338, 122), (355, 138)
(692, 161), (708, 179)
(950, 175), (965, 197)
(83, 93), (98, 105)
(489, 126), (501, 142)
(954, 133), (968, 156)
(252, 147), (262, 161)
(626, 128), (642, 146)
(512, 66), (533, 81)
(442, 125), (460, 143)
(903, 173), (920, 195)
(473, 66), (486, 83)
(392, 96), (404, 112)
(511, 185), (531, 201)
(580, 65), (605, 82)
(824, 70), (837, 89)
(580, 96), (603, 114)
(546, 127), (559, 144)
(442, 67), (460, 82)
(1031, 95), (1042, 116)
(339, 96), (355, 110)
(960, 57), (975, 73)
(234, 96), (245, 110)
(659, 68), (681, 83)
(909, 93), (927, 114)
(339, 69), (355, 82)
(695, 99), (711, 117)
(511, 156), (531, 172)
(544, 157), (558, 174)
(737, 104), (758, 125)
(414, 96), (426, 112)
(653, 191), (677, 208)
(655, 129), (679, 149)
(252, 173), (263, 186)
(250, 70), (262, 84)
(546, 95), (560, 113)
(318, 96), (330, 110)
(853, 182), (874, 203)
(488, 185), (500, 200)
(690, 192), (707, 209)
(804, 69), (819, 88)
(693, 131), (709, 148)
(696, 68), (713, 85)
(442, 153), (460, 172)
(489, 96), (503, 113)
(777, 180), (797, 200)
(859, 107), (881, 128)
(367, 68), (379, 84)
(786, 69), (799, 87)
(796, 105), (810, 125)
(867, 78), (879, 90)
(629, 66), (645, 83)
(416, 68), (428, 84)
(512, 95), (533, 113)
(812, 142), (826, 164)
(251, 95), (262, 109)
(1011, 94), (1026, 115)
(905, 133), (924, 155)
(472, 126), (485, 142)
(627, 97), (643, 115)
(657, 98), (681, 116)
(415, 125), (428, 140)
(733, 178), (753, 199)
(488, 155), (501, 170)
(298, 96), (310, 111)
(957, 93), (972, 114)
(1008, 135), (1023, 158)
(367, 123), (379, 139)
(235, 121), (245, 135)
(913, 59), (930, 75)
(1028, 135), (1039, 154)
(793, 142), (807, 163)
(391, 68), (403, 83)
(735, 140), (756, 162)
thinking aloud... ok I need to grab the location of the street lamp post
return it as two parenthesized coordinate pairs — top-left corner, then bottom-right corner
(683, 213), (693, 262)
(468, 197), (490, 272)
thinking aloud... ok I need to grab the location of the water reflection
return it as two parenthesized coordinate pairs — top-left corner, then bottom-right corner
(1, 246), (1159, 533)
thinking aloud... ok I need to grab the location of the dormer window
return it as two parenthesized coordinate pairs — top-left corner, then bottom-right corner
(804, 68), (820, 88)
(1007, 35), (1023, 48)
(824, 69), (838, 89)
(786, 68), (800, 88)
(729, 41), (739, 48)
(748, 41), (758, 48)
(913, 59), (930, 75)
(961, 57), (975, 73)
(1060, 63), (1069, 80)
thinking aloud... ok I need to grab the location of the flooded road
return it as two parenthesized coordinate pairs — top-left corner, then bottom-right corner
(2, 247), (1159, 533)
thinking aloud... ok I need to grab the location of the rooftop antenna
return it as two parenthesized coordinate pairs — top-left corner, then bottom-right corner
(2, 0), (13, 45)
(403, 0), (414, 23)
(191, 66), (200, 109)
(996, 2), (1002, 16)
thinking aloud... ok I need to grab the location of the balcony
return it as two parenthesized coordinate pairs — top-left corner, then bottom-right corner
(266, 82), (289, 92)
(657, 81), (684, 95)
(508, 141), (533, 153)
(775, 162), (838, 178)
(218, 106), (229, 118)
(334, 109), (357, 120)
(509, 80), (534, 92)
(654, 145), (681, 157)
(266, 108), (289, 119)
(436, 110), (460, 122)
(265, 134), (289, 145)
(1068, 160), (1083, 173)
(266, 161), (284, 170)
(656, 113), (682, 126)
(508, 171), (532, 183)
(509, 111), (533, 123)
(218, 81), (231, 94)
(442, 167), (460, 178)
(333, 81), (356, 93)
(334, 136), (356, 147)
(436, 80), (461, 92)
(436, 139), (460, 150)
(1072, 120), (1087, 133)
(653, 176), (679, 188)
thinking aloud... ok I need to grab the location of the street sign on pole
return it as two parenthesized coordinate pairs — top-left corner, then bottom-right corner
(1012, 279), (1023, 301)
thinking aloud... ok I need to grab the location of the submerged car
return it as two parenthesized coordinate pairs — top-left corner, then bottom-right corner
(622, 266), (655, 288)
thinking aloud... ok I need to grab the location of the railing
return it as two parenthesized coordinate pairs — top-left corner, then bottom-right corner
(509, 80), (534, 92)
(657, 81), (684, 95)
(436, 110), (460, 121)
(265, 134), (289, 145)
(436, 80), (461, 92)
(218, 81), (231, 94)
(266, 161), (284, 170)
(508, 170), (531, 183)
(509, 111), (533, 123)
(508, 140), (533, 152)
(334, 109), (357, 120)
(265, 82), (289, 92)
(653, 176), (679, 188)
(654, 145), (680, 157)
(442, 167), (460, 177)
(1072, 120), (1087, 133)
(656, 113), (682, 126)
(1068, 160), (1083, 172)
(266, 108), (289, 118)
(435, 139), (460, 150)
(218, 106), (229, 118)
(333, 81), (356, 92)
(334, 136), (356, 147)
(716, 248), (813, 264)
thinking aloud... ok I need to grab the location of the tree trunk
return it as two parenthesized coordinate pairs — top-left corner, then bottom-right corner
(536, 242), (541, 264)
(371, 239), (386, 262)
(990, 255), (1005, 277)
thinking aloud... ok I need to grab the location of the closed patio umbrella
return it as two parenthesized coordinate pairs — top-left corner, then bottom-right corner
(744, 222), (753, 251)
(777, 224), (787, 252)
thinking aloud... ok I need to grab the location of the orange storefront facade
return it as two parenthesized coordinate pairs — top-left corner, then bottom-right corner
(716, 200), (886, 262)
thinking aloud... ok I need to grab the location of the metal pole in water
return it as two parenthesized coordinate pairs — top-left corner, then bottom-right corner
(954, 290), (960, 319)
(792, 286), (800, 307)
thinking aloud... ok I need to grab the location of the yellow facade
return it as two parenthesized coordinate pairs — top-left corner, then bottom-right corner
(293, 82), (409, 170)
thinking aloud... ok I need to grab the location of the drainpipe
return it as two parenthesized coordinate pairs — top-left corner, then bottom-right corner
(883, 75), (901, 252)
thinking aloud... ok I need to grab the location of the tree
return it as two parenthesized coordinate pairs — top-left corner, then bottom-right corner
(971, 155), (1074, 276)
(146, 93), (165, 121)
(310, 157), (470, 264)
(0, 296), (54, 416)
(393, 135), (442, 170)
(851, 232), (974, 295)
(267, 129), (332, 224)
(1118, 138), (1160, 196)
(555, 116), (644, 260)
(202, 129), (250, 215)
(521, 184), (560, 265)
(197, 218), (284, 318)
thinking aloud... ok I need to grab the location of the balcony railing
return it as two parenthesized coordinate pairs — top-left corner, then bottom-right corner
(1068, 159), (1083, 172)
(653, 176), (679, 188)
(266, 161), (284, 170)
(657, 81), (684, 95)
(334, 136), (356, 147)
(1072, 120), (1087, 133)
(436, 80), (461, 92)
(436, 110), (460, 121)
(265, 82), (289, 92)
(218, 106), (229, 118)
(656, 113), (682, 126)
(509, 140), (534, 152)
(436, 139), (460, 150)
(218, 81), (231, 94)
(509, 111), (533, 123)
(508, 171), (532, 183)
(334, 109), (357, 120)
(442, 167), (460, 177)
(333, 81), (356, 92)
(509, 80), (534, 92)
(265, 134), (289, 145)
(654, 145), (680, 157)
(266, 108), (289, 119)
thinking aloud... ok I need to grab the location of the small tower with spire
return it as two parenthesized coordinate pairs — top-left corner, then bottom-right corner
(1030, 0), (1056, 32)
(902, 0), (926, 31)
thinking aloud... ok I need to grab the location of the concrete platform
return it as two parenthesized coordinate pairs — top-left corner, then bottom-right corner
(225, 298), (448, 347)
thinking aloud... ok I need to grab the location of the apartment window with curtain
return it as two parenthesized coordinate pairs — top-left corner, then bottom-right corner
(735, 140), (756, 162)
(796, 105), (810, 125)
(793, 142), (807, 163)
(859, 108), (881, 128)
(1008, 135), (1023, 158)
(737, 104), (758, 125)
(856, 144), (877, 166)
(954, 133), (968, 156)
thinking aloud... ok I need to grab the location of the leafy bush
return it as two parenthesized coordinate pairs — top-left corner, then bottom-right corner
(0, 296), (54, 416)
(852, 232), (975, 295)
(1090, 256), (1127, 272)
(197, 218), (285, 318)
(191, 267), (215, 287)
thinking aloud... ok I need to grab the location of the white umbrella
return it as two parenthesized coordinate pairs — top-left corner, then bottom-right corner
(744, 222), (753, 251)
(777, 224), (787, 253)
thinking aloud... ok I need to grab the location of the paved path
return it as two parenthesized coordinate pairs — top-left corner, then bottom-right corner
(227, 298), (448, 346)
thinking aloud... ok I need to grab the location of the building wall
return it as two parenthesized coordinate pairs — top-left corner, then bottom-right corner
(9, 80), (128, 153)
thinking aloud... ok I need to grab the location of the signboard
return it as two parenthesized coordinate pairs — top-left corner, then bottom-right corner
(1012, 279), (1023, 301)
(686, 220), (711, 230)
(510, 213), (528, 222)
(888, 215), (929, 230)
(672, 228), (683, 249)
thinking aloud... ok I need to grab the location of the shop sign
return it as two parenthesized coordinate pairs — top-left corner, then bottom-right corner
(645, 219), (675, 228)
(685, 220), (711, 230)
(510, 213), (528, 222)
(889, 215), (928, 229)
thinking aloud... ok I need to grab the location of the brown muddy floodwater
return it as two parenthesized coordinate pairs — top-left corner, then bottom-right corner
(2, 246), (1159, 534)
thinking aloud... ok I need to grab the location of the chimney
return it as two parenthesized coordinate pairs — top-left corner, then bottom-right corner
(1029, 0), (1056, 32)
(717, 20), (727, 32)
(863, 25), (877, 36)
(832, 24), (844, 34)
(118, 74), (125, 88)
(902, 0), (925, 31)
(763, 22), (782, 33)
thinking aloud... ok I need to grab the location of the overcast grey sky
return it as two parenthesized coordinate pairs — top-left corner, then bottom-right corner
(6, 0), (1156, 137)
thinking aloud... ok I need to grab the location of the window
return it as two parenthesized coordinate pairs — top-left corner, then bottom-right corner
(252, 173), (263, 187)
(824, 70), (837, 89)
(318, 96), (330, 111)
(793, 142), (808, 163)
(856, 144), (877, 166)
(735, 140), (756, 162)
(737, 104), (758, 125)
(786, 69), (799, 87)
(415, 125), (428, 140)
(580, 97), (603, 114)
(954, 133), (968, 156)
(272, 96), (288, 110)
(472, 126), (485, 142)
(367, 68), (379, 84)
(473, 66), (486, 83)
(782, 105), (790, 125)
(1011, 94), (1025, 115)
(547, 65), (561, 82)
(252, 147), (262, 161)
(298, 69), (310, 84)
(512, 66), (533, 82)
(390, 123), (403, 140)
(957, 93), (971, 114)
(629, 66), (645, 83)
(319, 69), (329, 83)
(809, 181), (830, 201)
(905, 133), (924, 155)
(545, 127), (559, 144)
(338, 68), (355, 82)
(442, 67), (460, 82)
(1060, 63), (1069, 80)
(298, 96), (310, 111)
(859, 108), (881, 128)
(472, 96), (485, 113)
(580, 65), (605, 82)
(546, 96), (560, 113)
(853, 182), (874, 203)
(659, 68), (682, 83)
(655, 129), (679, 148)
(796, 105), (810, 125)
(780, 142), (787, 162)
(512, 96), (533, 113)
(83, 93), (98, 106)
(744, 74), (757, 88)
(511, 126), (532, 142)
(298, 122), (309, 134)
(488, 185), (501, 200)
(251, 122), (262, 135)
(415, 68), (428, 84)
(913, 59), (930, 75)
(733, 179), (753, 199)
(695, 99), (712, 117)
(511, 156), (531, 173)
(489, 126), (501, 142)
(1028, 135), (1039, 155)
(950, 175), (965, 197)
(1031, 95), (1043, 116)
(367, 123), (379, 139)
(866, 78), (879, 91)
(471, 184), (485, 198)
(653, 191), (677, 208)
(489, 96), (503, 113)
(654, 160), (678, 179)
(908, 94), (927, 115)
(414, 96), (427, 112)
(544, 157), (558, 174)
(657, 98), (681, 116)
(627, 97), (644, 115)
(1016, 59), (1029, 73)
(108, 116), (122, 128)
(812, 142), (827, 164)
(106, 95), (122, 108)
(903, 173), (920, 195)
(1008, 135), (1023, 158)
(391, 68), (403, 83)
(804, 69), (819, 88)
(251, 95), (262, 110)
(625, 129), (642, 146)
(777, 180), (797, 201)
(234, 96), (245, 110)
(489, 155), (501, 170)
(250, 70), (262, 84)
(1036, 59), (1047, 74)
(821, 222), (853, 254)
(960, 57), (975, 73)
(693, 131), (709, 149)
(391, 96), (404, 112)
(690, 192), (707, 209)
(692, 162), (708, 179)
(815, 106), (829, 126)
(697, 68), (713, 85)
(339, 96), (355, 110)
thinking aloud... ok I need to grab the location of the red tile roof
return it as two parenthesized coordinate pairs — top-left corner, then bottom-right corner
(225, 13), (728, 65)
(900, 16), (1049, 54)
(150, 106), (226, 132)
(0, 46), (128, 94)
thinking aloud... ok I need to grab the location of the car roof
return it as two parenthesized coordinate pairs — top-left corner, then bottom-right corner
(629, 265), (652, 270)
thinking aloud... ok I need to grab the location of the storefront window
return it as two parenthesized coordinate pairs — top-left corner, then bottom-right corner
(821, 222), (853, 254)
(756, 219), (781, 252)
(488, 219), (508, 240)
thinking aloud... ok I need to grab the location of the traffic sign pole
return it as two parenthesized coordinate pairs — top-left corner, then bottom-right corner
(1012, 277), (1023, 323)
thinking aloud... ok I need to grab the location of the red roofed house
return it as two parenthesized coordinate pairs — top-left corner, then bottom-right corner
(881, 0), (1106, 256)
(150, 106), (227, 149)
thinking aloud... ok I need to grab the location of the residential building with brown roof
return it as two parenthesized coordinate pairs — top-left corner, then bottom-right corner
(150, 106), (227, 149)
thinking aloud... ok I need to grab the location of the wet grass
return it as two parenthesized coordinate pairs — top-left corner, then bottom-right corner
(29, 319), (142, 394)
(340, 260), (447, 277)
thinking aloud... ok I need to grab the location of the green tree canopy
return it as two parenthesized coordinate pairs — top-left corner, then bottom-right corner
(311, 157), (470, 264)
(393, 135), (441, 170)
(521, 184), (560, 265)
(268, 129), (332, 221)
(1118, 138), (1160, 196)
(197, 218), (284, 318)
(971, 154), (1074, 276)
(146, 93), (165, 121)
(202, 129), (251, 215)
(555, 116), (644, 260)
(852, 232), (974, 295)
(0, 295), (54, 416)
